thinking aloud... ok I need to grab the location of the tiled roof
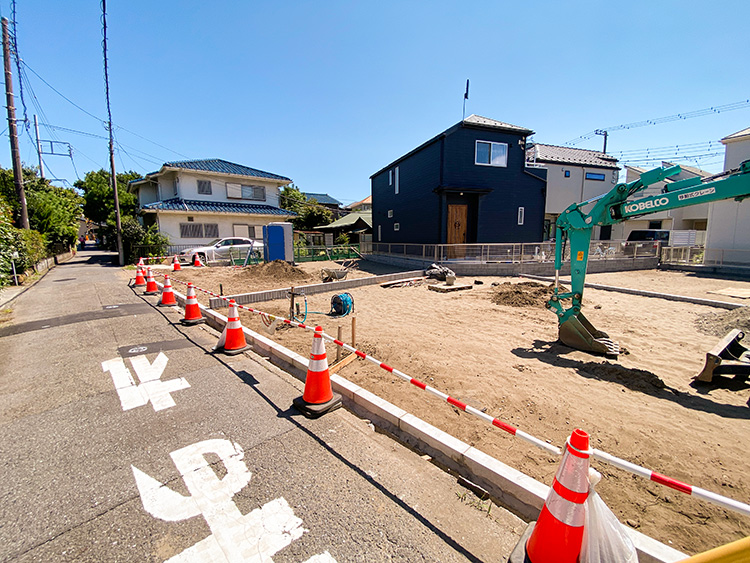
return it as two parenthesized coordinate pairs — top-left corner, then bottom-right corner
(141, 198), (296, 216)
(527, 144), (620, 169)
(463, 114), (533, 134)
(158, 159), (292, 182)
(347, 195), (371, 209)
(302, 192), (343, 206)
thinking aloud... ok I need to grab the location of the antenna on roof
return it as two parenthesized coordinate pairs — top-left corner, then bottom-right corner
(462, 79), (469, 121)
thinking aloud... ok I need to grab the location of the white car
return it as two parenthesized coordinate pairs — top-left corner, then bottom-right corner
(179, 237), (264, 264)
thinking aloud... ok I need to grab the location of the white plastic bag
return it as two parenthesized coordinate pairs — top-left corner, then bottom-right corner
(580, 469), (639, 563)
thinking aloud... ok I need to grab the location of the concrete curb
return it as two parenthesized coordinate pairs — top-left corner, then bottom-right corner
(520, 274), (747, 310)
(156, 280), (687, 563)
(208, 269), (426, 309)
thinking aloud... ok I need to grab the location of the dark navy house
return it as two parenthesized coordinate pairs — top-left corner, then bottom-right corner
(370, 115), (547, 245)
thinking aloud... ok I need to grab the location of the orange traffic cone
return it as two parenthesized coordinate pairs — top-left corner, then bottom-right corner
(159, 274), (178, 307)
(137, 257), (145, 267)
(293, 326), (342, 418)
(512, 428), (590, 563)
(213, 299), (250, 355)
(144, 267), (159, 295)
(172, 255), (182, 271)
(181, 282), (205, 325)
(134, 266), (146, 287)
(193, 254), (204, 267)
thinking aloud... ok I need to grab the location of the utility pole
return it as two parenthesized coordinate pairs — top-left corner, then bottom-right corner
(33, 114), (44, 179)
(101, 0), (124, 265)
(595, 129), (608, 154)
(2, 17), (28, 229)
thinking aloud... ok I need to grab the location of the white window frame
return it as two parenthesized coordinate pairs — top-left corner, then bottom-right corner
(475, 140), (508, 168)
(517, 207), (525, 226)
(387, 209), (393, 218)
(394, 222), (400, 231)
(388, 170), (393, 186)
(585, 172), (606, 181)
(394, 166), (399, 194)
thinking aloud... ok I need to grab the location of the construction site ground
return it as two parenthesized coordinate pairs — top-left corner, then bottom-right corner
(161, 260), (750, 555)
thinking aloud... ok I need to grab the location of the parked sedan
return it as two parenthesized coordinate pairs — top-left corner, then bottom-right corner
(179, 237), (263, 264)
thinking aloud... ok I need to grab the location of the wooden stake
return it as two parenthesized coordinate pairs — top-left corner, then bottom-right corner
(351, 316), (357, 348)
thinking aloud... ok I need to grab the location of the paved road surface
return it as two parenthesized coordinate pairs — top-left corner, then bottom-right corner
(0, 250), (524, 562)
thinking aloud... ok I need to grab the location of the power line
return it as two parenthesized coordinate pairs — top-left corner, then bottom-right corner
(565, 99), (750, 146)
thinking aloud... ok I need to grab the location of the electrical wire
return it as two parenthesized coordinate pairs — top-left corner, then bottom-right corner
(566, 99), (750, 146)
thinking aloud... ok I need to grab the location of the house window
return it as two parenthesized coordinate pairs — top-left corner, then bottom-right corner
(585, 172), (606, 181)
(226, 183), (266, 201)
(388, 170), (393, 186)
(517, 207), (525, 226)
(241, 185), (266, 201)
(387, 209), (393, 218)
(475, 141), (508, 167)
(564, 170), (570, 178)
(179, 222), (219, 239)
(394, 223), (400, 231)
(394, 166), (399, 195)
(378, 225), (381, 241)
(172, 177), (179, 196)
(198, 180), (212, 195)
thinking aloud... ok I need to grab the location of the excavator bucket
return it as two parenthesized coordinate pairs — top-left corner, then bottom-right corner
(694, 329), (750, 383)
(559, 312), (620, 357)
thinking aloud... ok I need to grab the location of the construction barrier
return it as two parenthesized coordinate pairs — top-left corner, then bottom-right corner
(147, 271), (750, 518)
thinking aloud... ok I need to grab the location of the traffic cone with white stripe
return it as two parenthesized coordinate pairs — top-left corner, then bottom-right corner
(293, 326), (342, 418)
(144, 267), (159, 295)
(137, 257), (144, 267)
(172, 255), (182, 271)
(510, 428), (590, 563)
(193, 254), (204, 267)
(134, 266), (146, 287)
(180, 283), (205, 325)
(159, 274), (178, 307)
(213, 299), (250, 355)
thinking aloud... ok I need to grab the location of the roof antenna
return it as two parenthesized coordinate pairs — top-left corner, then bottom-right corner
(462, 79), (469, 121)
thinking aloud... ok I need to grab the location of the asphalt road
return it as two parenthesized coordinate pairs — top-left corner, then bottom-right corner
(0, 250), (524, 562)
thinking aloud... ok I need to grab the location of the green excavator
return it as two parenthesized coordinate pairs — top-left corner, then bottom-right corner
(547, 159), (750, 356)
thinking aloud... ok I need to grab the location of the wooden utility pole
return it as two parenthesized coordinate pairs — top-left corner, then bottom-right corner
(2, 17), (28, 229)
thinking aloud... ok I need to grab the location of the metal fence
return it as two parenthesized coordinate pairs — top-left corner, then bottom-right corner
(661, 246), (750, 268)
(294, 245), (361, 263)
(368, 240), (661, 263)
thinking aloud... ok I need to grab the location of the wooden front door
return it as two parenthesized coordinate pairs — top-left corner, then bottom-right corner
(447, 204), (467, 258)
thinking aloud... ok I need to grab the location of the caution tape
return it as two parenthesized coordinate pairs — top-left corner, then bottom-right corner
(152, 272), (750, 517)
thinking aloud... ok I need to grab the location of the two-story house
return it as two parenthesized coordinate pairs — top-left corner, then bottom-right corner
(525, 143), (620, 240)
(370, 115), (547, 246)
(128, 159), (295, 247)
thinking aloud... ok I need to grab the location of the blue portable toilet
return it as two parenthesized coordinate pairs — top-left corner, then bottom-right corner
(263, 222), (294, 262)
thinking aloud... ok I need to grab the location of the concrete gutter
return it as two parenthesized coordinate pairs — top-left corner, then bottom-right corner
(160, 281), (687, 563)
(520, 274), (747, 310)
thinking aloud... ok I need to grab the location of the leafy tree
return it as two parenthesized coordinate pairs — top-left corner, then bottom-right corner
(117, 216), (170, 264)
(296, 197), (333, 230)
(279, 184), (306, 216)
(0, 195), (20, 287)
(334, 232), (350, 245)
(75, 169), (139, 224)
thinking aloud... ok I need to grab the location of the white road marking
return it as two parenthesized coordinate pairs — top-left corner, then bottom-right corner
(101, 352), (189, 411)
(132, 439), (335, 562)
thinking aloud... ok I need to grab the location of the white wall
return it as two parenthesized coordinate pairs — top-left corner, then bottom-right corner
(155, 212), (289, 246)
(544, 164), (618, 214)
(705, 134), (750, 260)
(169, 171), (282, 207)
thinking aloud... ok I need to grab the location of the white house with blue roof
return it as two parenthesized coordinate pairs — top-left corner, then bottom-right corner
(128, 159), (296, 247)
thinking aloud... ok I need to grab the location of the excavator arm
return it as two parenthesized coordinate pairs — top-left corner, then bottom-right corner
(547, 160), (750, 356)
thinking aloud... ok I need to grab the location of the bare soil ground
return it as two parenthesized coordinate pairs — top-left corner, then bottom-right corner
(165, 260), (750, 555)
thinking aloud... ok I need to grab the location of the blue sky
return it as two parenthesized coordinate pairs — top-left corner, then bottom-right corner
(1, 0), (748, 205)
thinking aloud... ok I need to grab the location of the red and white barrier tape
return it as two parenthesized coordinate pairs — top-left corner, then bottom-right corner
(156, 273), (750, 517)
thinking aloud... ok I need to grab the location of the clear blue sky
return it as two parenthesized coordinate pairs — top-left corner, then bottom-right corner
(1, 0), (748, 205)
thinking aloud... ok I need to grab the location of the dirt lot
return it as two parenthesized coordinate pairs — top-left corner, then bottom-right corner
(166, 261), (750, 555)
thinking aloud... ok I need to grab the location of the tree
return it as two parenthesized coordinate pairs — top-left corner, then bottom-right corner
(279, 185), (334, 230)
(75, 169), (139, 224)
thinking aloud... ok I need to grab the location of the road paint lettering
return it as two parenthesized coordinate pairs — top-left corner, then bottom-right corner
(101, 352), (189, 411)
(132, 439), (335, 562)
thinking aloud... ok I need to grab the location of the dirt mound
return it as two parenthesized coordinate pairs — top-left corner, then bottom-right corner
(241, 260), (311, 283)
(695, 307), (750, 337)
(490, 281), (556, 308)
